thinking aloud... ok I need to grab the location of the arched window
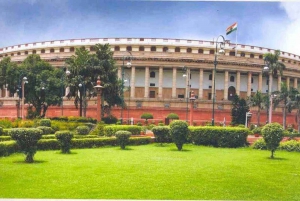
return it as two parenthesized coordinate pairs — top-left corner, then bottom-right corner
(209, 50), (215, 55)
(209, 74), (212, 80)
(259, 55), (263, 59)
(150, 71), (156, 78)
(250, 54), (254, 58)
(126, 46), (132, 51)
(175, 47), (180, 52)
(198, 49), (203, 54)
(11, 53), (14, 56)
(151, 46), (156, 52)
(25, 51), (28, 55)
(187, 48), (192, 53)
(139, 46), (144, 51)
(50, 49), (54, 53)
(41, 49), (45, 54)
(241, 52), (245, 57)
(163, 47), (168, 52)
(32, 50), (36, 54)
(230, 76), (235, 82)
(251, 77), (254, 83)
(70, 47), (75, 52)
(229, 52), (235, 56)
(60, 48), (64, 52)
(17, 52), (21, 55)
(114, 46), (120, 51)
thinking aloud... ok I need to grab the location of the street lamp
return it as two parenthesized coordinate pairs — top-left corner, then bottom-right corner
(183, 66), (190, 122)
(94, 76), (103, 122)
(78, 81), (86, 117)
(21, 77), (28, 119)
(61, 69), (70, 116)
(189, 91), (196, 126)
(212, 35), (226, 126)
(124, 76), (131, 124)
(121, 51), (132, 124)
(263, 59), (273, 124)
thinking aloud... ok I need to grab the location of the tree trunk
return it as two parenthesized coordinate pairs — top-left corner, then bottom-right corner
(25, 154), (34, 163)
(271, 150), (275, 159)
(257, 108), (261, 126)
(283, 107), (286, 130)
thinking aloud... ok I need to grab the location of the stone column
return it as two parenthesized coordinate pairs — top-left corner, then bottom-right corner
(118, 66), (121, 79)
(286, 77), (290, 90)
(130, 66), (135, 98)
(144, 67), (149, 98)
(65, 87), (70, 96)
(236, 71), (241, 96)
(294, 78), (298, 89)
(269, 74), (273, 95)
(224, 71), (229, 100)
(258, 73), (262, 92)
(158, 66), (163, 98)
(172, 67), (177, 98)
(247, 72), (252, 96)
(278, 75), (282, 91)
(5, 85), (9, 97)
(199, 69), (203, 99)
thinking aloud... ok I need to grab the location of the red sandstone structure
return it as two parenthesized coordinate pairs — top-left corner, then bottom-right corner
(0, 37), (300, 126)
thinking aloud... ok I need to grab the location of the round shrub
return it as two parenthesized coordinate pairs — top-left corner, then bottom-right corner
(9, 128), (42, 163)
(170, 120), (188, 151)
(167, 113), (179, 120)
(262, 123), (284, 158)
(55, 131), (73, 153)
(252, 127), (262, 135)
(141, 113), (153, 120)
(102, 115), (118, 124)
(252, 139), (267, 150)
(37, 126), (54, 135)
(39, 119), (51, 127)
(152, 126), (171, 145)
(115, 130), (132, 149)
(76, 126), (90, 135)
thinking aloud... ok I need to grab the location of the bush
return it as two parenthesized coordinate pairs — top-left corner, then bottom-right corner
(51, 121), (82, 131)
(0, 141), (19, 157)
(76, 126), (90, 135)
(0, 118), (13, 128)
(279, 140), (300, 152)
(102, 115), (118, 124)
(252, 139), (267, 150)
(190, 127), (249, 148)
(170, 120), (188, 151)
(262, 123), (284, 158)
(252, 127), (262, 135)
(0, 136), (12, 141)
(67, 116), (97, 123)
(141, 113), (153, 120)
(39, 119), (51, 127)
(115, 130), (132, 149)
(152, 126), (171, 145)
(9, 128), (42, 163)
(55, 131), (74, 153)
(89, 122), (106, 136)
(0, 127), (3, 135)
(36, 126), (54, 135)
(104, 125), (141, 137)
(84, 123), (96, 131)
(19, 120), (35, 128)
(167, 113), (179, 120)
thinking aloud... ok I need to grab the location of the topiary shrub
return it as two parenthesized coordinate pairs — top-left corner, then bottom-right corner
(115, 130), (132, 149)
(262, 123), (284, 158)
(141, 113), (153, 124)
(55, 131), (73, 153)
(102, 115), (118, 124)
(89, 122), (106, 136)
(76, 126), (90, 135)
(152, 126), (171, 145)
(170, 120), (188, 151)
(9, 128), (42, 163)
(104, 125), (141, 136)
(39, 119), (51, 127)
(252, 139), (267, 150)
(37, 126), (54, 135)
(167, 113), (179, 120)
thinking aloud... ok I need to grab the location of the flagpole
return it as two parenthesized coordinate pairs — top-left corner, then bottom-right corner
(235, 27), (238, 56)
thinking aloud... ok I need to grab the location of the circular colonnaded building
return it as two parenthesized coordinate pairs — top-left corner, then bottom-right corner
(0, 37), (300, 125)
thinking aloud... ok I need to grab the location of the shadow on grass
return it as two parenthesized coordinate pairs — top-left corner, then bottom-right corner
(55, 151), (78, 155)
(117, 147), (134, 151)
(266, 157), (287, 160)
(154, 143), (171, 147)
(13, 160), (47, 164)
(170, 148), (192, 152)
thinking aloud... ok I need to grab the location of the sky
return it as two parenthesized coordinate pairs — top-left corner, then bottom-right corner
(0, 0), (299, 55)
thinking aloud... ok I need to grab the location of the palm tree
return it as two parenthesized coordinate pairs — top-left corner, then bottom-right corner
(247, 90), (268, 126)
(264, 50), (286, 77)
(273, 82), (298, 130)
(291, 91), (300, 133)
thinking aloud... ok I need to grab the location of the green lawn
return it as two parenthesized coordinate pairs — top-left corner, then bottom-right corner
(0, 144), (300, 200)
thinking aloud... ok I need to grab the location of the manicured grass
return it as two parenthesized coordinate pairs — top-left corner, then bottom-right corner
(0, 144), (300, 200)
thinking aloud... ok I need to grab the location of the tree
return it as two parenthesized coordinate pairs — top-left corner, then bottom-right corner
(263, 50), (286, 77)
(288, 89), (300, 133)
(0, 57), (19, 95)
(273, 82), (297, 130)
(262, 123), (284, 159)
(247, 91), (268, 126)
(170, 120), (188, 151)
(231, 95), (249, 125)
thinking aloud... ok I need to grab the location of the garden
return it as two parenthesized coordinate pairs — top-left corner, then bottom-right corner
(1, 116), (300, 200)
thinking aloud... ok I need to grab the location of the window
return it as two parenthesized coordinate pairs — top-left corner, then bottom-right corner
(230, 76), (235, 82)
(60, 48), (64, 52)
(209, 50), (214, 54)
(151, 46), (156, 52)
(208, 93), (212, 100)
(41, 49), (45, 54)
(251, 46), (254, 49)
(126, 46), (132, 51)
(187, 48), (192, 53)
(259, 55), (263, 59)
(90, 46), (95, 51)
(70, 47), (75, 52)
(282, 59), (285, 62)
(209, 74), (212, 80)
(250, 54), (254, 58)
(25, 51), (28, 55)
(140, 38), (144, 41)
(50, 49), (54, 53)
(175, 47), (180, 52)
(17, 52), (21, 55)
(150, 83), (155, 86)
(150, 91), (155, 98)
(150, 71), (156, 78)
(198, 49), (203, 54)
(11, 53), (14, 56)
(288, 60), (291, 63)
(114, 46), (120, 51)
(241, 53), (245, 57)
(32, 50), (36, 54)
(139, 46), (144, 51)
(251, 78), (254, 83)
(229, 52), (235, 56)
(178, 94), (184, 98)
(266, 79), (269, 85)
(163, 47), (168, 52)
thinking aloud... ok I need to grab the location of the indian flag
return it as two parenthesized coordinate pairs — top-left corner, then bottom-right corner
(226, 22), (237, 35)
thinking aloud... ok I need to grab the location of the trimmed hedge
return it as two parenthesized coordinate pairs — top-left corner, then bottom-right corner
(279, 140), (300, 152)
(252, 139), (267, 150)
(76, 126), (90, 135)
(37, 126), (54, 135)
(115, 130), (132, 149)
(0, 136), (12, 141)
(89, 122), (106, 136)
(152, 126), (171, 144)
(104, 125), (141, 136)
(189, 126), (249, 148)
(39, 119), (51, 127)
(55, 131), (73, 153)
(0, 141), (19, 156)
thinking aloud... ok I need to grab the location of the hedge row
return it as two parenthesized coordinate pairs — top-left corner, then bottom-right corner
(189, 126), (249, 148)
(252, 139), (300, 152)
(0, 134), (101, 141)
(104, 125), (141, 136)
(0, 137), (152, 156)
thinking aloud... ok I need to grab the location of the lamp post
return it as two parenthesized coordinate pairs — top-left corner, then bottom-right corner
(61, 69), (70, 116)
(212, 35), (226, 126)
(124, 76), (131, 124)
(189, 91), (196, 126)
(263, 59), (273, 124)
(94, 76), (103, 122)
(78, 80), (86, 117)
(183, 66), (190, 122)
(121, 51), (132, 124)
(21, 77), (28, 119)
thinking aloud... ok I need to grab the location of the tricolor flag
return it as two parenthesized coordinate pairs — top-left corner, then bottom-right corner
(226, 22), (237, 35)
